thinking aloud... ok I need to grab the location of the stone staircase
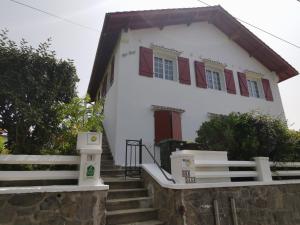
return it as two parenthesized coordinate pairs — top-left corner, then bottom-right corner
(101, 133), (164, 225)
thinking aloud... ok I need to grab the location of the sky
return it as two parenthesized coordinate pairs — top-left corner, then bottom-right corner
(1, 0), (300, 130)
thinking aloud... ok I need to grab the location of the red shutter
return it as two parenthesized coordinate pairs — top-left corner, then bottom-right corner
(224, 69), (236, 94)
(238, 72), (249, 97)
(101, 77), (107, 97)
(110, 56), (115, 85)
(139, 47), (153, 77)
(154, 111), (172, 144)
(178, 57), (191, 85)
(194, 61), (207, 88)
(262, 78), (274, 101)
(171, 112), (182, 140)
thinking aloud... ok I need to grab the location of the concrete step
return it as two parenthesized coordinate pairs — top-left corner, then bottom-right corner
(101, 165), (119, 170)
(102, 154), (113, 160)
(107, 197), (152, 211)
(101, 160), (114, 166)
(106, 208), (158, 225)
(102, 151), (111, 155)
(108, 188), (148, 200)
(101, 169), (125, 176)
(118, 220), (164, 225)
(105, 179), (143, 189)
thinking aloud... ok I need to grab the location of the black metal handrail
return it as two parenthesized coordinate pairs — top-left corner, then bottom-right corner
(125, 139), (175, 183)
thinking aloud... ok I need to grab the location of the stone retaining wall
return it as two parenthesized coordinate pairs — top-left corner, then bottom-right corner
(0, 190), (107, 225)
(142, 169), (300, 225)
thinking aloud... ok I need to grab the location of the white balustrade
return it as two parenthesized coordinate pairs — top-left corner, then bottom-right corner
(171, 150), (300, 184)
(0, 132), (103, 187)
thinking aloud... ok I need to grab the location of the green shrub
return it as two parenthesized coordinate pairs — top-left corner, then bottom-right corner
(41, 95), (104, 155)
(195, 112), (299, 161)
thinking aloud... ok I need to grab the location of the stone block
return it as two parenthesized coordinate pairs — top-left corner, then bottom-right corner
(8, 193), (44, 207)
(0, 205), (16, 224)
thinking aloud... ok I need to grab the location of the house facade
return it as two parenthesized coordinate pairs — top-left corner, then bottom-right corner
(88, 6), (298, 166)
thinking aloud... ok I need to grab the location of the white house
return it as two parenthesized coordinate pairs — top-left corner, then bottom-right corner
(88, 6), (298, 166)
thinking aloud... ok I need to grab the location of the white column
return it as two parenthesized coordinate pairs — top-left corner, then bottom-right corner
(77, 132), (103, 186)
(254, 157), (272, 182)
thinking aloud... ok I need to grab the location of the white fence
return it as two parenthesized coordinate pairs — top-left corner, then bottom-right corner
(0, 155), (80, 181)
(171, 150), (300, 184)
(0, 132), (103, 187)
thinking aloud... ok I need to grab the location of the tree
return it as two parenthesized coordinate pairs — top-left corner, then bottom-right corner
(195, 112), (299, 161)
(0, 29), (79, 154)
(42, 96), (104, 155)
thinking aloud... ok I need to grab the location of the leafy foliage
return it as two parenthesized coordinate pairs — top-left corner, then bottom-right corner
(0, 136), (9, 154)
(0, 29), (79, 154)
(42, 96), (104, 155)
(195, 112), (300, 161)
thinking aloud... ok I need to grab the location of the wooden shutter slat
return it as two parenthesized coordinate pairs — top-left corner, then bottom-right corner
(224, 69), (236, 94)
(238, 72), (249, 97)
(262, 78), (274, 101)
(101, 77), (107, 97)
(154, 111), (172, 144)
(171, 112), (182, 140)
(194, 61), (207, 88)
(139, 47), (153, 77)
(110, 56), (115, 84)
(178, 57), (191, 85)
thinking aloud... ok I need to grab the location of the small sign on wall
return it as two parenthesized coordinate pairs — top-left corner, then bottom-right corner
(87, 133), (100, 145)
(86, 164), (95, 178)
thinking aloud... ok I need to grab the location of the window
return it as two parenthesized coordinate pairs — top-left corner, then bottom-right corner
(154, 57), (163, 78)
(154, 56), (176, 81)
(154, 110), (182, 144)
(247, 80), (260, 98)
(246, 78), (263, 98)
(205, 68), (224, 91)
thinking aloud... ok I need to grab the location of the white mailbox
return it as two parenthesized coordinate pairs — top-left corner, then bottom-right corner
(77, 132), (103, 186)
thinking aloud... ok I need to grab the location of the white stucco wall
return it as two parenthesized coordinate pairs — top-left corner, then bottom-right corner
(102, 22), (285, 166)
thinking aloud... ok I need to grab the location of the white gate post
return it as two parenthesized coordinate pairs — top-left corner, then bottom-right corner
(76, 132), (103, 186)
(171, 152), (195, 184)
(254, 157), (272, 182)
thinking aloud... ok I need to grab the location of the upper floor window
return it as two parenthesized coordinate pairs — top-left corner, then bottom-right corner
(246, 76), (264, 99)
(154, 56), (175, 81)
(205, 67), (225, 91)
(247, 79), (260, 98)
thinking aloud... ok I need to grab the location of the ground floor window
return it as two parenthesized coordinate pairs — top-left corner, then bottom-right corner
(154, 110), (182, 144)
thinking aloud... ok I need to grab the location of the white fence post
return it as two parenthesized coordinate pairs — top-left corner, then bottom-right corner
(77, 132), (103, 186)
(171, 152), (195, 184)
(254, 157), (272, 182)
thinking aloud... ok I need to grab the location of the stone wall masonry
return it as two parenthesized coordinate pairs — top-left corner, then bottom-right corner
(183, 184), (300, 225)
(0, 190), (107, 225)
(142, 169), (300, 225)
(142, 170), (184, 225)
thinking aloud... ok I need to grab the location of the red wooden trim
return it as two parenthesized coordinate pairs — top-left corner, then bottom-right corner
(262, 78), (274, 101)
(194, 61), (207, 88)
(139, 47), (153, 77)
(224, 69), (236, 94)
(154, 111), (172, 144)
(237, 72), (249, 97)
(178, 57), (191, 85)
(171, 112), (182, 141)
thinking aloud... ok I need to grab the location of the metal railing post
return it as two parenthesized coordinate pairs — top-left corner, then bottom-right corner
(139, 139), (143, 165)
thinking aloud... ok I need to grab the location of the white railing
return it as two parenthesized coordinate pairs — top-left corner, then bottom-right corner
(0, 155), (80, 181)
(0, 132), (103, 186)
(171, 150), (300, 184)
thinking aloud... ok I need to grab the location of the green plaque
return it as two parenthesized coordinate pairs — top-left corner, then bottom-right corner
(86, 165), (95, 177)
